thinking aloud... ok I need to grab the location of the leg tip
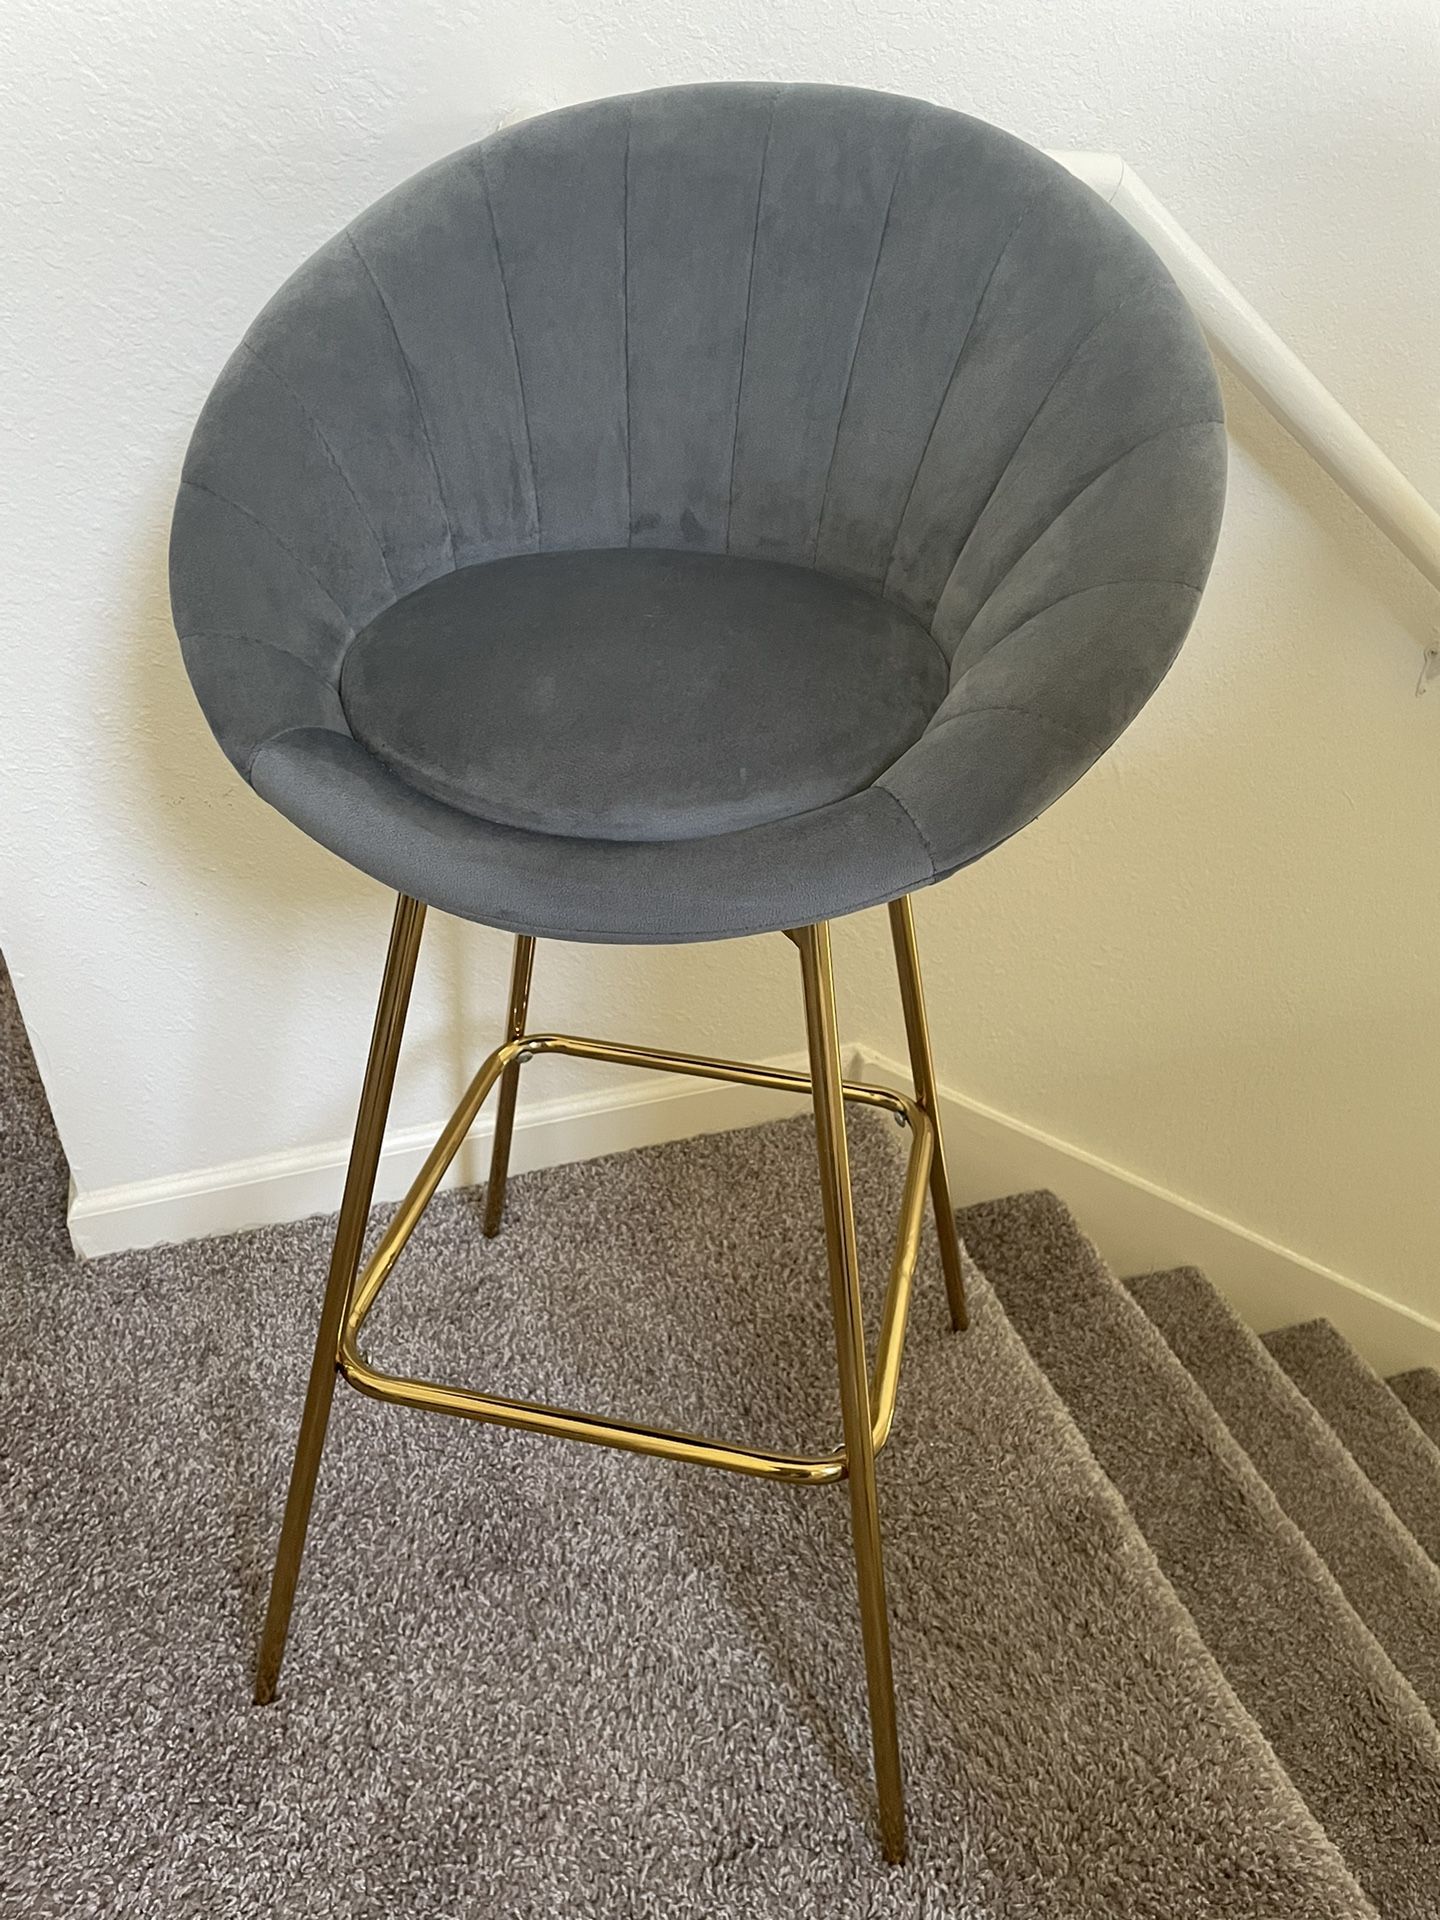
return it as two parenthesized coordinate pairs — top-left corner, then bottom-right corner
(877, 1779), (907, 1863)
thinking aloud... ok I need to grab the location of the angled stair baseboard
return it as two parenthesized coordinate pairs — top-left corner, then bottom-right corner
(871, 1050), (1440, 1378)
(957, 1190), (1440, 1918)
(1129, 1267), (1440, 1720)
(1265, 1321), (1440, 1569)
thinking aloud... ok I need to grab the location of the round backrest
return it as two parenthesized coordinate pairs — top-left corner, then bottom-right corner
(172, 83), (1224, 799)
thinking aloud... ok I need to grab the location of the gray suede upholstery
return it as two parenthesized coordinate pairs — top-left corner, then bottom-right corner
(342, 550), (948, 842)
(171, 82), (1226, 943)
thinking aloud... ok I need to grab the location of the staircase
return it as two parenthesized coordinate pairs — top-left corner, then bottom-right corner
(960, 1189), (1440, 1917)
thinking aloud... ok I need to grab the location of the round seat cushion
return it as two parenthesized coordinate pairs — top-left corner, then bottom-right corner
(340, 549), (948, 843)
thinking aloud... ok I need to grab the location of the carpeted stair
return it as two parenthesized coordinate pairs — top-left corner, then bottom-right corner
(1264, 1319), (1440, 1568)
(3, 950), (1432, 1914)
(1127, 1266), (1440, 1721)
(1389, 1367), (1440, 1446)
(957, 1193), (1440, 1918)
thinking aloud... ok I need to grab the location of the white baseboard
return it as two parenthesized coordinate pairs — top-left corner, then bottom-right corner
(65, 1046), (843, 1261)
(68, 1037), (1440, 1376)
(864, 1051), (1440, 1378)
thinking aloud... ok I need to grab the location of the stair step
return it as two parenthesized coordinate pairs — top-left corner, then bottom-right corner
(871, 1251), (1373, 1911)
(958, 1191), (1440, 1918)
(1389, 1367), (1440, 1448)
(1129, 1267), (1440, 1719)
(1265, 1321), (1440, 1568)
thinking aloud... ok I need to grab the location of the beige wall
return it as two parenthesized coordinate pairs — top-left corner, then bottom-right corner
(2, 0), (1438, 1342)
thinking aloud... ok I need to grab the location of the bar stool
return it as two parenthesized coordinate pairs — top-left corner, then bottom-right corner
(170, 81), (1225, 1859)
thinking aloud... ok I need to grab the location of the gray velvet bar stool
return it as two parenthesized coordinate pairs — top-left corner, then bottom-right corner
(170, 81), (1225, 1861)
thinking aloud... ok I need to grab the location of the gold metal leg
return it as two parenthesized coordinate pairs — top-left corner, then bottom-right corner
(482, 934), (536, 1237)
(253, 893), (426, 1704)
(254, 903), (922, 1858)
(888, 897), (969, 1333)
(797, 922), (907, 1864)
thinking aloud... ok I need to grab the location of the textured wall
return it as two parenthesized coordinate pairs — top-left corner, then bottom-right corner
(2, 1), (1438, 1325)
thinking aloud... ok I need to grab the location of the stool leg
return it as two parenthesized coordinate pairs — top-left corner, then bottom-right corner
(482, 934), (536, 1238)
(254, 893), (426, 1705)
(887, 896), (968, 1333)
(796, 922), (907, 1865)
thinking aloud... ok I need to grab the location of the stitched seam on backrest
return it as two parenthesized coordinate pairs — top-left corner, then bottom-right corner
(238, 344), (399, 595)
(623, 104), (634, 548)
(345, 227), (459, 573)
(177, 479), (358, 633)
(924, 287), (1154, 636)
(943, 417), (1225, 679)
(880, 175), (1058, 601)
(725, 89), (782, 556)
(874, 779), (939, 877)
(181, 625), (345, 692)
(923, 700), (1100, 753)
(473, 144), (542, 552)
(949, 576), (1202, 692)
(810, 128), (911, 569)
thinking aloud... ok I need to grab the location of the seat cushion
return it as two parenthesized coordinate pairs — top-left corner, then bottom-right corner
(339, 549), (948, 842)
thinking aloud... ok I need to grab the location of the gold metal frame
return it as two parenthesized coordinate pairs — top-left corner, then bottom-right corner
(253, 892), (967, 1863)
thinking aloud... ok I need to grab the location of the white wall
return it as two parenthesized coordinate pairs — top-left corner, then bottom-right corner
(3, 3), (1439, 1348)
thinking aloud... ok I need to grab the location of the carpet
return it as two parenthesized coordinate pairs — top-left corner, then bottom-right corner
(0, 963), (1371, 1917)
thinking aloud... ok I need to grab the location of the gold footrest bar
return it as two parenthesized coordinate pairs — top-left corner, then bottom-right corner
(255, 901), (966, 1859)
(338, 1031), (933, 1487)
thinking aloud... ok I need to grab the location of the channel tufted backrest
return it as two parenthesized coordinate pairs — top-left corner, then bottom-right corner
(172, 82), (1224, 890)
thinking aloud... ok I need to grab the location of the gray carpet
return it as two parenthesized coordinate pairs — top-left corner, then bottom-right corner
(0, 965), (1372, 1917)
(957, 1192), (1440, 1918)
(1129, 1266), (1440, 1720)
(1265, 1320), (1440, 1568)
(1389, 1367), (1440, 1448)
